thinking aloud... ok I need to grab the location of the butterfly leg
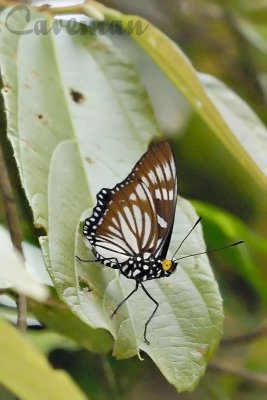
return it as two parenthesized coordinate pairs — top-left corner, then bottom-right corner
(75, 256), (99, 263)
(141, 283), (159, 345)
(110, 281), (139, 318)
(76, 256), (120, 267)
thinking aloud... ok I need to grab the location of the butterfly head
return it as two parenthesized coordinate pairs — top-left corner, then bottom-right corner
(162, 259), (178, 275)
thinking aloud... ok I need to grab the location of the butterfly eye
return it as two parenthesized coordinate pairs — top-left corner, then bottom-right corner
(162, 259), (173, 271)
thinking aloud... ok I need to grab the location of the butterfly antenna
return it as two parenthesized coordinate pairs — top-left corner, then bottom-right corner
(171, 217), (202, 260)
(174, 240), (244, 262)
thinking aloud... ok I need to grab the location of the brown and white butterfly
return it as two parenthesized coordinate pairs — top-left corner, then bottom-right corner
(83, 141), (178, 281)
(83, 141), (178, 344)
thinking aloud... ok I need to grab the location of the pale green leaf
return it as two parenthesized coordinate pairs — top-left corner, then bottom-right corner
(0, 227), (48, 301)
(0, 6), (39, 171)
(0, 319), (87, 400)
(193, 200), (267, 302)
(17, 19), (75, 228)
(51, 26), (160, 196)
(23, 238), (53, 286)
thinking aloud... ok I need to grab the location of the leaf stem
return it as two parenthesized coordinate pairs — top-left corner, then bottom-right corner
(210, 361), (267, 387)
(221, 325), (267, 346)
(99, 355), (122, 400)
(0, 288), (10, 295)
(0, 0), (106, 20)
(0, 140), (27, 333)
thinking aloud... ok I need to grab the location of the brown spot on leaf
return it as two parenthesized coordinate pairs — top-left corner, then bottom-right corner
(35, 113), (49, 125)
(88, 40), (110, 52)
(85, 156), (94, 164)
(196, 347), (205, 355)
(2, 83), (12, 93)
(70, 89), (85, 104)
(31, 69), (38, 79)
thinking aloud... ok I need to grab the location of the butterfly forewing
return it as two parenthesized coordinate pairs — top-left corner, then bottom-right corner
(144, 142), (178, 258)
(84, 141), (177, 263)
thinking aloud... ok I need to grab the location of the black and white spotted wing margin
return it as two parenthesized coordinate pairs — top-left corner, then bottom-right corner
(83, 141), (178, 266)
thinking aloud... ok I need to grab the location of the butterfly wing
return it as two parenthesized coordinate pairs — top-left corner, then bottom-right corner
(144, 141), (178, 259)
(83, 141), (178, 263)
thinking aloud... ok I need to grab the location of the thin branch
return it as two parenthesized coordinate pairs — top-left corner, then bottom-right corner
(0, 288), (8, 296)
(210, 361), (267, 387)
(99, 355), (122, 400)
(0, 0), (105, 19)
(0, 142), (27, 333)
(0, 287), (13, 296)
(221, 326), (267, 346)
(0, 0), (115, 21)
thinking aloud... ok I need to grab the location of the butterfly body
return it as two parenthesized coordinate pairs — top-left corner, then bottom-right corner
(90, 246), (177, 282)
(119, 256), (177, 282)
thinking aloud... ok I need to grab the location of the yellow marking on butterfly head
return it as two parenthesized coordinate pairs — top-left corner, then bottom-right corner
(162, 259), (173, 271)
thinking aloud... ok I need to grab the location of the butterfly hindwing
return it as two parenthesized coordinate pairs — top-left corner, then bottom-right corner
(83, 141), (178, 264)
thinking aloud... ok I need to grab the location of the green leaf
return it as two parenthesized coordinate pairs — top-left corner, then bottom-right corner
(76, 197), (223, 390)
(193, 201), (267, 254)
(37, 235), (113, 353)
(235, 16), (267, 54)
(193, 200), (267, 302)
(90, 1), (267, 195)
(26, 329), (78, 356)
(0, 319), (87, 400)
(28, 291), (113, 354)
(23, 238), (52, 286)
(0, 7), (38, 171)
(18, 20), (76, 228)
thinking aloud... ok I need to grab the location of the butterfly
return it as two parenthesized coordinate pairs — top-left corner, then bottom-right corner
(83, 141), (179, 343)
(82, 141), (243, 344)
